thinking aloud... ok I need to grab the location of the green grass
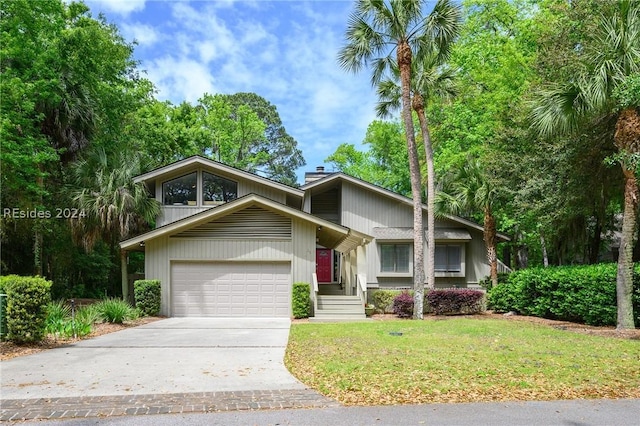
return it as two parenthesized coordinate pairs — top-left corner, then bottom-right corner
(285, 318), (640, 405)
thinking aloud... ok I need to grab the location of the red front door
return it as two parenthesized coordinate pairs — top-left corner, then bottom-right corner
(316, 249), (332, 283)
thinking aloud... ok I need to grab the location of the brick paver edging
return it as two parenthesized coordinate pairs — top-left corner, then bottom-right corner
(0, 388), (339, 422)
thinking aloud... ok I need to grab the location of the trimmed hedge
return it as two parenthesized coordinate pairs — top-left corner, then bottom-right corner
(2, 275), (52, 343)
(426, 289), (485, 315)
(292, 282), (311, 319)
(134, 279), (161, 316)
(488, 263), (640, 327)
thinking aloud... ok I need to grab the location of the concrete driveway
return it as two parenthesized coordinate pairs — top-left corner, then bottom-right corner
(0, 318), (306, 399)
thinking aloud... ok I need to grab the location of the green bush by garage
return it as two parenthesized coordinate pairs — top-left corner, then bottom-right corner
(134, 279), (161, 316)
(292, 282), (311, 319)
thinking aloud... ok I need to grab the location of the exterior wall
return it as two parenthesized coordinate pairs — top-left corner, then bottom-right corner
(341, 181), (411, 285)
(153, 166), (288, 227)
(144, 216), (316, 316)
(340, 180), (490, 289)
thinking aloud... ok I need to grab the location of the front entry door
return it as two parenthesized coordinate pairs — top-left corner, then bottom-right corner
(316, 249), (332, 283)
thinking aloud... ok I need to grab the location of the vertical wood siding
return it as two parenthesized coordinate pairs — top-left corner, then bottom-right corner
(144, 216), (315, 316)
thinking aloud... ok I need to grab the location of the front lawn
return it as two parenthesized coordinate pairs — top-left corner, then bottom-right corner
(285, 318), (640, 405)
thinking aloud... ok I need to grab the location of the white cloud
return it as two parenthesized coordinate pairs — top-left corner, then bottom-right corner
(121, 22), (159, 46)
(146, 56), (216, 103)
(90, 0), (146, 16)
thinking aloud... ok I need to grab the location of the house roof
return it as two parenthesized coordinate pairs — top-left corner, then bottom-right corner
(120, 193), (372, 253)
(302, 172), (510, 242)
(373, 227), (472, 241)
(133, 155), (304, 198)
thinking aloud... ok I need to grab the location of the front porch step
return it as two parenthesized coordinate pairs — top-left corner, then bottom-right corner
(312, 295), (367, 321)
(317, 283), (344, 296)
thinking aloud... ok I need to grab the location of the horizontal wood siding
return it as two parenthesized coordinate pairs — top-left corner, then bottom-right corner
(172, 206), (291, 239)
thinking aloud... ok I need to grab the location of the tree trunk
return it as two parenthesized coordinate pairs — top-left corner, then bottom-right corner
(398, 41), (424, 319)
(413, 94), (435, 291)
(616, 170), (637, 329)
(540, 228), (549, 267)
(484, 208), (498, 287)
(613, 107), (640, 330)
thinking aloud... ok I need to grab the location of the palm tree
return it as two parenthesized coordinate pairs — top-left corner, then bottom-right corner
(339, 0), (460, 319)
(436, 157), (500, 287)
(71, 148), (160, 250)
(71, 147), (160, 297)
(531, 0), (639, 329)
(377, 55), (458, 291)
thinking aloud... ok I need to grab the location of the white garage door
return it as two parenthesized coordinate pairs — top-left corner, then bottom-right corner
(171, 262), (291, 317)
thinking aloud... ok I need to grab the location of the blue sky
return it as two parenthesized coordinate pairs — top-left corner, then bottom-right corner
(85, 0), (381, 184)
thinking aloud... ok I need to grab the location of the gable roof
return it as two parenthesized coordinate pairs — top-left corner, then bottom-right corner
(133, 155), (304, 198)
(120, 193), (372, 253)
(302, 172), (510, 242)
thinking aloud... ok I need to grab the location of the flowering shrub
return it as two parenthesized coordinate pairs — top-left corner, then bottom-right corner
(426, 289), (485, 315)
(392, 291), (414, 318)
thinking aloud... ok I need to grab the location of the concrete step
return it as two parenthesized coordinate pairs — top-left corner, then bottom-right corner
(317, 299), (364, 311)
(310, 309), (368, 322)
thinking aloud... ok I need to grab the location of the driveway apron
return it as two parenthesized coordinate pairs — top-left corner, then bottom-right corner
(0, 318), (306, 399)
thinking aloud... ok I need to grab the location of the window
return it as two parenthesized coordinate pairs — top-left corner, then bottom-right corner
(380, 244), (411, 273)
(163, 173), (196, 206)
(202, 172), (237, 205)
(435, 245), (462, 272)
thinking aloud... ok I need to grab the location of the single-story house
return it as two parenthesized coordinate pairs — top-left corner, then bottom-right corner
(120, 156), (510, 319)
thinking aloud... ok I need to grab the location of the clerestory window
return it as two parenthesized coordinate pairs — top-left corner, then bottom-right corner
(202, 172), (238, 205)
(163, 172), (197, 206)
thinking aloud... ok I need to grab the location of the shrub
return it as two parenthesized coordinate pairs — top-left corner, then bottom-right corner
(45, 300), (72, 336)
(45, 301), (96, 339)
(134, 279), (161, 316)
(426, 289), (485, 315)
(372, 290), (405, 313)
(478, 273), (510, 291)
(95, 298), (137, 324)
(292, 282), (311, 319)
(3, 275), (52, 343)
(0, 279), (7, 340)
(392, 291), (414, 318)
(487, 263), (640, 327)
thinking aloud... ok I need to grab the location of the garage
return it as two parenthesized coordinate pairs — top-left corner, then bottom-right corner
(170, 261), (291, 317)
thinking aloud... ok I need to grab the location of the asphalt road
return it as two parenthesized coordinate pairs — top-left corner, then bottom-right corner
(21, 398), (640, 426)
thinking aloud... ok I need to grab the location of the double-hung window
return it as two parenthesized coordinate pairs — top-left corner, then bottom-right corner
(380, 243), (411, 273)
(435, 245), (462, 273)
